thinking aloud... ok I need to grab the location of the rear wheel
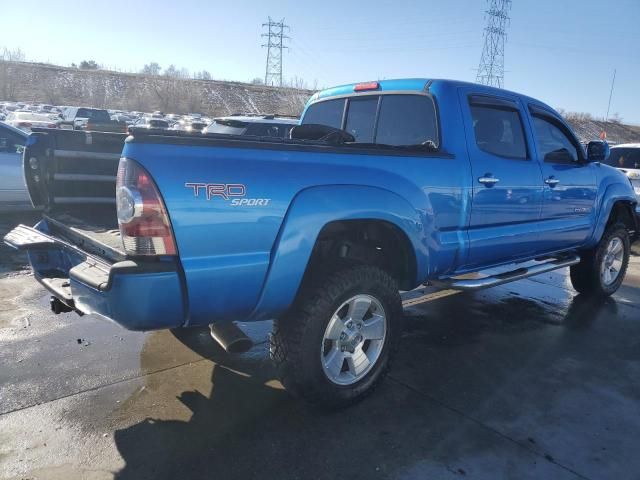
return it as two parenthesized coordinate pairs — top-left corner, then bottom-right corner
(270, 265), (402, 408)
(570, 223), (630, 297)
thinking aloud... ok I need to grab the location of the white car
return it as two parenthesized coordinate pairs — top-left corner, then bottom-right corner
(606, 144), (640, 226)
(4, 111), (58, 133)
(607, 144), (640, 197)
(0, 122), (30, 210)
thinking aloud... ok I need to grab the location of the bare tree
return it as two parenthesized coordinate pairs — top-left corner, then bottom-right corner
(141, 62), (162, 76)
(194, 70), (212, 81)
(0, 47), (25, 100)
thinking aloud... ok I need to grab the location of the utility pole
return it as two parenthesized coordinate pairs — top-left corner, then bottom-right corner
(601, 69), (617, 140)
(476, 0), (512, 88)
(604, 69), (616, 123)
(262, 17), (289, 87)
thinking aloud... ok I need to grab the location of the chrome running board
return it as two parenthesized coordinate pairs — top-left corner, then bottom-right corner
(431, 254), (580, 291)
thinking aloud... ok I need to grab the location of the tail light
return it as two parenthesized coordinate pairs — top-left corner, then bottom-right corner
(18, 122), (32, 128)
(47, 123), (57, 128)
(116, 158), (177, 255)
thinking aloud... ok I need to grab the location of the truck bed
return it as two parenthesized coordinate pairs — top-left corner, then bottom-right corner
(45, 206), (124, 260)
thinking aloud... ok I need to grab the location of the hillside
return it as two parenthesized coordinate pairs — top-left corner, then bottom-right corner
(2, 61), (640, 144)
(564, 117), (640, 145)
(0, 61), (312, 116)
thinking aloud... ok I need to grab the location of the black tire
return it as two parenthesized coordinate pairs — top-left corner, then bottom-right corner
(270, 265), (402, 408)
(570, 223), (630, 297)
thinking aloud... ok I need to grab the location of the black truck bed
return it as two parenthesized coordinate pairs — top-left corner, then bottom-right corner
(45, 206), (124, 261)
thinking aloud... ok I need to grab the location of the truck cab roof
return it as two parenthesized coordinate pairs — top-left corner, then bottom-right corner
(308, 78), (557, 116)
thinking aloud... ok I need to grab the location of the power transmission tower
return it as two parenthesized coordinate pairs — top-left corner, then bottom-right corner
(476, 0), (512, 88)
(262, 17), (289, 87)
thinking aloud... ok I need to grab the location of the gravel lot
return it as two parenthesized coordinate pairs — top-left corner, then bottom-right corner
(1, 211), (639, 480)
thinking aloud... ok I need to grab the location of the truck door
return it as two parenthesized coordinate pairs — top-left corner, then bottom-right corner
(526, 105), (597, 251)
(459, 90), (544, 269)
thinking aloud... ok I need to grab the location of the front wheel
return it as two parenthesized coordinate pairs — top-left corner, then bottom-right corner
(570, 223), (630, 297)
(270, 265), (402, 408)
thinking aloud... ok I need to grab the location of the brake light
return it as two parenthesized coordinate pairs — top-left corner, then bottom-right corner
(116, 158), (177, 255)
(354, 81), (380, 92)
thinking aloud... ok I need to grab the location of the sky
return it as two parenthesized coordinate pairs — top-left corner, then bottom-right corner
(1, 0), (639, 123)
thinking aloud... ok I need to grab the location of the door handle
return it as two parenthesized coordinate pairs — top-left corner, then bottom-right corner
(544, 177), (560, 186)
(478, 175), (500, 186)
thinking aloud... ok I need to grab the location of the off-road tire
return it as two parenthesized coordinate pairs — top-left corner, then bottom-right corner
(270, 265), (402, 408)
(570, 223), (630, 297)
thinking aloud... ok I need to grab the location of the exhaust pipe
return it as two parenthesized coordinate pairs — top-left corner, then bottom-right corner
(209, 322), (253, 354)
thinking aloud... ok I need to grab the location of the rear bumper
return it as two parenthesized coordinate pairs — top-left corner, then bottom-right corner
(4, 222), (186, 331)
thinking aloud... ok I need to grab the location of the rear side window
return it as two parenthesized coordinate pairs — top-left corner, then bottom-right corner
(207, 120), (248, 135)
(606, 148), (640, 169)
(470, 105), (527, 159)
(245, 123), (295, 138)
(77, 108), (110, 122)
(532, 116), (579, 164)
(376, 95), (438, 146)
(344, 97), (378, 143)
(0, 126), (25, 154)
(302, 99), (344, 129)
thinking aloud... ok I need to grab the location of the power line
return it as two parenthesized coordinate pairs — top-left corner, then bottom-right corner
(476, 0), (512, 88)
(262, 17), (290, 87)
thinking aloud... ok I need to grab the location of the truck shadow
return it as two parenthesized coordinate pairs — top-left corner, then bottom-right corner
(111, 292), (620, 480)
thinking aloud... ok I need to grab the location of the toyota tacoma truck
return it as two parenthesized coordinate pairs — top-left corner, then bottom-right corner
(4, 79), (638, 407)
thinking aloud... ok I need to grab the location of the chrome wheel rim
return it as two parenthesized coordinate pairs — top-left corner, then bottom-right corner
(321, 294), (387, 386)
(601, 236), (624, 286)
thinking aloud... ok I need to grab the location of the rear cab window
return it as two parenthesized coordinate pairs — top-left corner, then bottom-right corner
(302, 99), (344, 130)
(301, 93), (439, 149)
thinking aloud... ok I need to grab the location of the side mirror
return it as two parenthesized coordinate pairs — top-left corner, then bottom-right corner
(586, 140), (609, 163)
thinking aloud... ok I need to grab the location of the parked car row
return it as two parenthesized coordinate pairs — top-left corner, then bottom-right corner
(1, 100), (299, 137)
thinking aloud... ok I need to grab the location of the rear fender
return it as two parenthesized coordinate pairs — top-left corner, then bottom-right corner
(248, 185), (427, 320)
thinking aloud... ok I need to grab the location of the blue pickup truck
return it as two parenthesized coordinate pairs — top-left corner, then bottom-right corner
(4, 79), (638, 407)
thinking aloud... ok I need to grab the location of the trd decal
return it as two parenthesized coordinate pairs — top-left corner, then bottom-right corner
(185, 183), (271, 206)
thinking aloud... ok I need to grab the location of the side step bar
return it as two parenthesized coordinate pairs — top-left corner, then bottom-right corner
(431, 254), (580, 291)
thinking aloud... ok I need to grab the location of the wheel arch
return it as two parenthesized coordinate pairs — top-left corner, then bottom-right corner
(248, 185), (427, 320)
(588, 183), (637, 247)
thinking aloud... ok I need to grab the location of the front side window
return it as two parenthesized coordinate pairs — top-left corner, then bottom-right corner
(532, 116), (579, 164)
(470, 104), (527, 159)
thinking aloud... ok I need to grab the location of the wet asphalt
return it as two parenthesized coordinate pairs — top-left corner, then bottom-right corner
(0, 212), (639, 480)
